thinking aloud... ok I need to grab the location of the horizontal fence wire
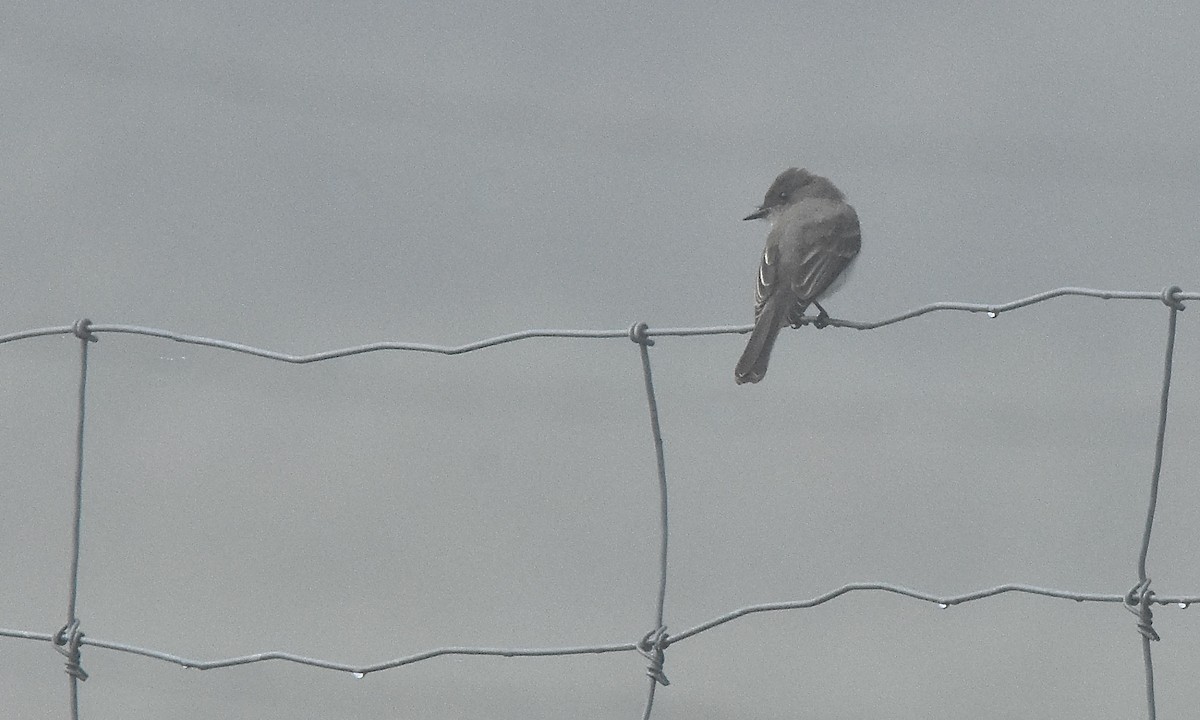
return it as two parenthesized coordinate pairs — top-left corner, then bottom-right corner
(0, 286), (1195, 720)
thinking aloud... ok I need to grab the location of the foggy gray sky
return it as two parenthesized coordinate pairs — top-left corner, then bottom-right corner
(3, 2), (1199, 718)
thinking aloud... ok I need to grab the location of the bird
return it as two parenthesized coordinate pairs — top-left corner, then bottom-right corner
(735, 168), (861, 384)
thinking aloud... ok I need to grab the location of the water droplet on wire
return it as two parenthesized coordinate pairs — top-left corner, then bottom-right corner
(987, 311), (999, 319)
(938, 603), (949, 609)
(1178, 603), (1189, 609)
(352, 672), (365, 679)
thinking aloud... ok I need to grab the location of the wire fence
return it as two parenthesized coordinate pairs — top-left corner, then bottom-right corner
(1, 285), (1196, 720)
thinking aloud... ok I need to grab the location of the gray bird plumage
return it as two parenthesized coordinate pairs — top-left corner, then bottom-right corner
(735, 168), (861, 384)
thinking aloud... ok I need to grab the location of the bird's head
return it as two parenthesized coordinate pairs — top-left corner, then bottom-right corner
(744, 167), (844, 220)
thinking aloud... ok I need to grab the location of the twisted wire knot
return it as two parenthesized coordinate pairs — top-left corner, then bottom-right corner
(54, 618), (89, 681)
(72, 318), (98, 342)
(637, 626), (670, 686)
(628, 322), (654, 346)
(1160, 285), (1186, 311)
(1125, 578), (1160, 642)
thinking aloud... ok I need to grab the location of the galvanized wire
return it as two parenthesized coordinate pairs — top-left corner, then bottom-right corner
(1126, 289), (1186, 720)
(49, 320), (98, 720)
(4, 287), (1195, 355)
(629, 323), (671, 720)
(0, 286), (1193, 720)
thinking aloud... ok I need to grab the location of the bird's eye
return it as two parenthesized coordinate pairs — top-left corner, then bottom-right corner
(778, 192), (789, 201)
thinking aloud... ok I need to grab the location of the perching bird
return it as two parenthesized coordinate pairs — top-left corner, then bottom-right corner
(735, 168), (861, 384)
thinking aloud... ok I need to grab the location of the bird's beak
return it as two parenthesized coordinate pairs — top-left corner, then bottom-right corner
(743, 208), (768, 221)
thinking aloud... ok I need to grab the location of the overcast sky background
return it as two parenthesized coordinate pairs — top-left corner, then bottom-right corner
(3, 2), (1199, 718)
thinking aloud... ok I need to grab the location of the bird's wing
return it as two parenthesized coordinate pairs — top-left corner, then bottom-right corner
(753, 202), (861, 323)
(792, 205), (861, 299)
(752, 243), (779, 321)
(785, 204), (861, 324)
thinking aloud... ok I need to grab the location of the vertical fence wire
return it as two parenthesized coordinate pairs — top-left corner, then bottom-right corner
(630, 323), (671, 720)
(55, 320), (97, 720)
(1130, 290), (1185, 720)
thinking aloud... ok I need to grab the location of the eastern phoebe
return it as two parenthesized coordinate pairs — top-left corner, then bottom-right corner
(735, 168), (861, 384)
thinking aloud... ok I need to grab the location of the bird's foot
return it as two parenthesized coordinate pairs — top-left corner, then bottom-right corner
(811, 303), (830, 329)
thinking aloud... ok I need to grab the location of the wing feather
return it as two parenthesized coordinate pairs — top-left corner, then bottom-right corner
(751, 201), (861, 326)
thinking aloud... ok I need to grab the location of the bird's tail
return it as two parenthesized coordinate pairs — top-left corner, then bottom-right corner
(735, 298), (785, 385)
